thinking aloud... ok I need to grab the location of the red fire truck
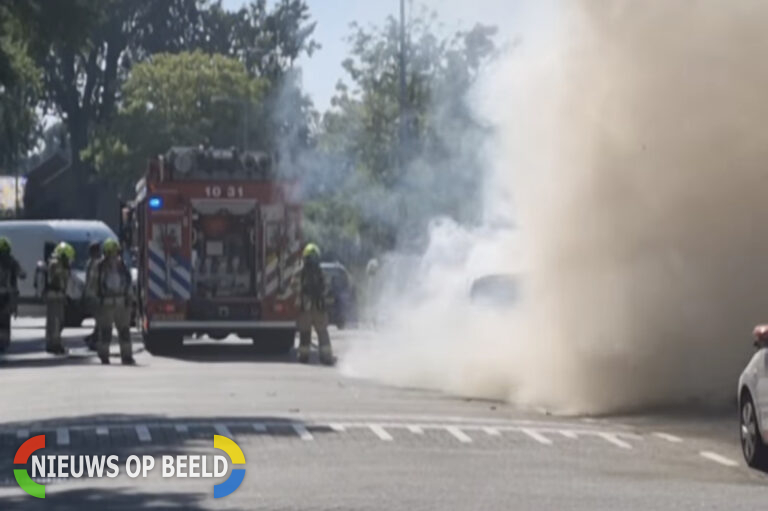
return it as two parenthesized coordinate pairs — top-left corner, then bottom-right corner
(122, 147), (302, 354)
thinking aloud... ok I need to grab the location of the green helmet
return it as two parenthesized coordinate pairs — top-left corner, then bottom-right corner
(303, 243), (320, 259)
(0, 237), (11, 255)
(54, 242), (75, 263)
(102, 238), (120, 257)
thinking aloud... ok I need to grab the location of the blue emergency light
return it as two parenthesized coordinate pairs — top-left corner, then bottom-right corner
(148, 196), (163, 210)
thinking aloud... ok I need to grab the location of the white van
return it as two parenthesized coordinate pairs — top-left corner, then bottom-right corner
(0, 220), (117, 324)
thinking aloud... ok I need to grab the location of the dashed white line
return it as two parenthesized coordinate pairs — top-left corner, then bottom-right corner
(252, 423), (267, 433)
(56, 427), (70, 446)
(96, 427), (109, 436)
(483, 427), (500, 436)
(292, 424), (314, 441)
(445, 426), (473, 443)
(560, 430), (579, 440)
(175, 424), (188, 434)
(135, 425), (152, 443)
(329, 423), (346, 433)
(214, 424), (232, 438)
(598, 433), (632, 449)
(700, 451), (739, 467)
(521, 428), (553, 445)
(369, 424), (394, 442)
(408, 425), (425, 435)
(16, 429), (29, 439)
(653, 432), (683, 443)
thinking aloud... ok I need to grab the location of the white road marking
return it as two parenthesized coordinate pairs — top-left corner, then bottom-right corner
(214, 424), (232, 438)
(16, 429), (29, 439)
(135, 425), (152, 443)
(700, 451), (739, 467)
(408, 425), (425, 435)
(56, 428), (70, 446)
(560, 430), (579, 440)
(369, 424), (394, 442)
(598, 433), (632, 449)
(653, 432), (683, 443)
(175, 424), (188, 434)
(292, 424), (314, 441)
(96, 427), (109, 436)
(252, 423), (267, 433)
(329, 423), (346, 432)
(445, 426), (473, 443)
(483, 427), (500, 436)
(521, 428), (553, 445)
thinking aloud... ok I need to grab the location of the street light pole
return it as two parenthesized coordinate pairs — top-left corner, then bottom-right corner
(398, 0), (408, 172)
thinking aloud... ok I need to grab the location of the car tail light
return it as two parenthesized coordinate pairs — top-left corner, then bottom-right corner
(753, 325), (768, 341)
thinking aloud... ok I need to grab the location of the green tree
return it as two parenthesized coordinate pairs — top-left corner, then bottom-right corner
(1, 0), (100, 171)
(0, 20), (38, 169)
(200, 0), (319, 164)
(39, 0), (211, 178)
(83, 51), (267, 190)
(314, 10), (497, 257)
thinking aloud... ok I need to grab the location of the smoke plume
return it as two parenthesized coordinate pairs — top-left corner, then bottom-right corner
(343, 0), (768, 414)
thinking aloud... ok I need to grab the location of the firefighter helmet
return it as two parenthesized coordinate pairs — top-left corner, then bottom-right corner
(102, 238), (120, 257)
(303, 243), (320, 259)
(0, 237), (11, 255)
(54, 242), (75, 263)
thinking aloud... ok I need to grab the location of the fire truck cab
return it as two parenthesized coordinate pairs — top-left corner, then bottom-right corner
(123, 147), (302, 354)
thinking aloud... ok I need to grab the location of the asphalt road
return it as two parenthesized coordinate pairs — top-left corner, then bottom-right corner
(0, 317), (766, 510)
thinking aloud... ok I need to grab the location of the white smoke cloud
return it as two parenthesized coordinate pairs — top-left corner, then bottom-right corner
(343, 0), (768, 415)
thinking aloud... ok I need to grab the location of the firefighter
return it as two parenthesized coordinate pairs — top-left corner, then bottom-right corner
(82, 241), (102, 350)
(96, 238), (134, 365)
(297, 243), (334, 365)
(0, 237), (25, 352)
(45, 242), (74, 355)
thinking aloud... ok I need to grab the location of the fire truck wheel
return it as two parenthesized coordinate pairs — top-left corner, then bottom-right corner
(143, 332), (184, 355)
(252, 329), (295, 355)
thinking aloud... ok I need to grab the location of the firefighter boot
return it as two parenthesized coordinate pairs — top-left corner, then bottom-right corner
(297, 331), (311, 364)
(317, 329), (335, 366)
(98, 326), (112, 364)
(118, 328), (135, 365)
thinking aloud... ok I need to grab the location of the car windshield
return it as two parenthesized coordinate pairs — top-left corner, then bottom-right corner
(470, 274), (519, 306)
(321, 266), (349, 289)
(66, 240), (93, 270)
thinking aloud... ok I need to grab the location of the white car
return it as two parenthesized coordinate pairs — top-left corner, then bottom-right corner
(738, 324), (768, 468)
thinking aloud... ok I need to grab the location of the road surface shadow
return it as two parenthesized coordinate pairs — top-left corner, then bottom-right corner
(0, 487), (219, 510)
(154, 341), (338, 365)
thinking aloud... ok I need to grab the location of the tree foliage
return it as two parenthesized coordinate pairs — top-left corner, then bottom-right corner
(313, 10), (497, 257)
(83, 51), (267, 189)
(34, 0), (316, 179)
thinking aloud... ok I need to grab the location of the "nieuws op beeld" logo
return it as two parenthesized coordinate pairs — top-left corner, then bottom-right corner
(14, 434), (246, 499)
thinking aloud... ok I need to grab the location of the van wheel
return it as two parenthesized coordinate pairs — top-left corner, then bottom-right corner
(253, 329), (295, 355)
(741, 393), (768, 469)
(143, 332), (184, 355)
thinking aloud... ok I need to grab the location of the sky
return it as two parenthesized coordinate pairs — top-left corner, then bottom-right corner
(221, 0), (542, 112)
